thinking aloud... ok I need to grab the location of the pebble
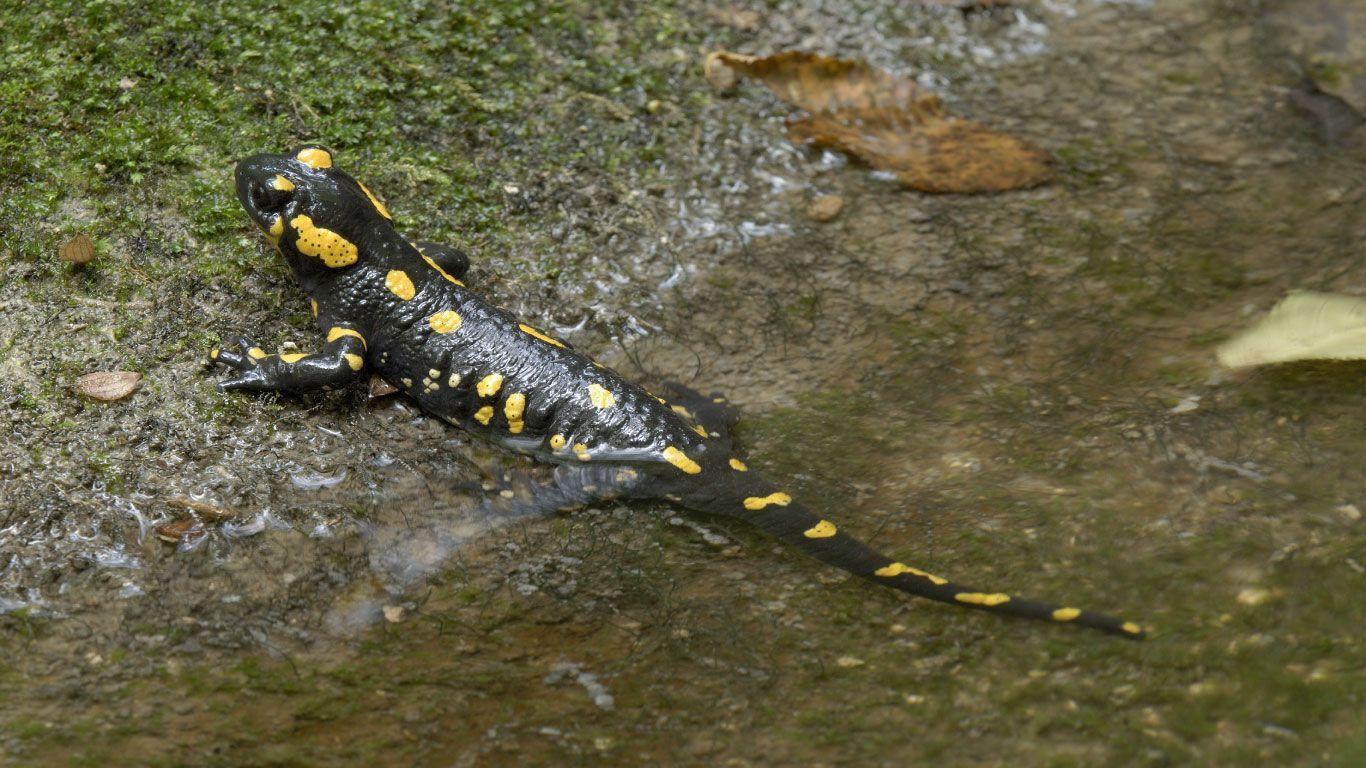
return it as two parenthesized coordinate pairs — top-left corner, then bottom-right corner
(807, 194), (844, 222)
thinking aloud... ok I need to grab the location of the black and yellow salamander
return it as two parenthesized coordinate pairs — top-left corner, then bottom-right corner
(212, 147), (1144, 639)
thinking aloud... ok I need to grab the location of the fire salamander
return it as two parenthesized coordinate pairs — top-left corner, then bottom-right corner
(213, 147), (1145, 639)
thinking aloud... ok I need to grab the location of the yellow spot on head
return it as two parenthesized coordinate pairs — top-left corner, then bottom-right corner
(270, 175), (295, 192)
(743, 492), (791, 511)
(266, 216), (284, 247)
(422, 254), (465, 287)
(573, 443), (591, 461)
(518, 323), (565, 348)
(1052, 607), (1082, 622)
(296, 147), (332, 169)
(248, 347), (267, 360)
(504, 393), (526, 434)
(956, 592), (1011, 607)
(326, 327), (367, 349)
(804, 520), (837, 539)
(473, 405), (494, 425)
(477, 373), (504, 397)
(279, 352), (307, 364)
(588, 384), (615, 409)
(356, 180), (391, 219)
(662, 446), (701, 474)
(385, 269), (415, 301)
(428, 310), (463, 334)
(343, 353), (364, 371)
(549, 434), (567, 450)
(290, 215), (358, 267)
(1121, 622), (1143, 636)
(873, 562), (948, 585)
(729, 458), (748, 472)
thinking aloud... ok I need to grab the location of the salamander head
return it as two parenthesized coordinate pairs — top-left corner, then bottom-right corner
(234, 147), (397, 277)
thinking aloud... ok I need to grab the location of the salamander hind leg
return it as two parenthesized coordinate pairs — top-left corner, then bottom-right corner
(659, 381), (741, 445)
(481, 464), (645, 521)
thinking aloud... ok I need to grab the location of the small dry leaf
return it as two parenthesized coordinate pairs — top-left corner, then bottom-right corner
(705, 50), (1053, 193)
(154, 519), (205, 545)
(76, 371), (142, 401)
(166, 496), (239, 523)
(1217, 292), (1366, 368)
(807, 194), (844, 222)
(708, 6), (761, 31)
(59, 234), (96, 265)
(369, 376), (399, 399)
(118, 76), (137, 91)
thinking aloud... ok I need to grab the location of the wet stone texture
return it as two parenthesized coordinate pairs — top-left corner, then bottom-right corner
(2, 0), (1365, 765)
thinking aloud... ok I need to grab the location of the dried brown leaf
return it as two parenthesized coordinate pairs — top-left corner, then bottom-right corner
(59, 234), (96, 265)
(369, 375), (399, 399)
(706, 50), (1052, 193)
(76, 371), (141, 401)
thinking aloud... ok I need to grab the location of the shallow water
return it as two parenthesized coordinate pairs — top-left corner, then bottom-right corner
(3, 0), (1365, 765)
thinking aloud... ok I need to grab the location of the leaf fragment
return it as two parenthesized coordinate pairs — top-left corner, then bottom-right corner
(1217, 292), (1366, 368)
(59, 234), (96, 265)
(76, 371), (142, 401)
(704, 50), (1052, 193)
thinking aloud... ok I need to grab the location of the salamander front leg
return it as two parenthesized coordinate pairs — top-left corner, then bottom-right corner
(414, 241), (471, 282)
(210, 331), (367, 394)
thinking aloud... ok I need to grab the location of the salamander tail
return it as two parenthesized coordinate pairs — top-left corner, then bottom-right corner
(689, 480), (1145, 639)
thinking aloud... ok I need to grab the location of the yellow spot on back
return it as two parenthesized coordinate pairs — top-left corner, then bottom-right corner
(385, 270), (415, 301)
(729, 458), (748, 471)
(549, 434), (567, 450)
(692, 424), (709, 438)
(1121, 622), (1143, 635)
(279, 352), (307, 364)
(518, 323), (565, 347)
(873, 562), (948, 585)
(473, 405), (494, 425)
(429, 310), (463, 334)
(504, 393), (526, 434)
(343, 353), (364, 371)
(477, 373), (504, 397)
(803, 520), (837, 538)
(296, 147), (332, 169)
(326, 327), (367, 349)
(270, 175), (295, 192)
(743, 492), (791, 510)
(671, 405), (693, 418)
(662, 446), (701, 474)
(573, 443), (591, 461)
(1052, 607), (1081, 622)
(447, 372), (461, 387)
(248, 347), (267, 360)
(290, 215), (357, 267)
(356, 180), (391, 219)
(422, 254), (465, 287)
(588, 384), (615, 409)
(955, 593), (1011, 607)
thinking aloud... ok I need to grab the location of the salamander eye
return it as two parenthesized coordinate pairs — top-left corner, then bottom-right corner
(248, 175), (294, 214)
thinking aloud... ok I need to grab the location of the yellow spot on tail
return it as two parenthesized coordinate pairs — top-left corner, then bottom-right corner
(519, 323), (565, 347)
(266, 216), (284, 247)
(504, 393), (526, 434)
(290, 215), (357, 267)
(343, 353), (364, 371)
(662, 446), (701, 474)
(326, 327), (367, 349)
(573, 443), (591, 461)
(956, 593), (1011, 607)
(385, 270), (415, 301)
(248, 347), (267, 360)
(671, 405), (693, 418)
(1121, 622), (1143, 635)
(873, 562), (948, 585)
(692, 424), (709, 438)
(356, 180), (391, 219)
(421, 254), (465, 287)
(270, 175), (295, 192)
(587, 384), (615, 409)
(743, 493), (791, 511)
(804, 520), (837, 539)
(296, 147), (332, 169)
(477, 373), (504, 397)
(473, 406), (494, 425)
(1052, 607), (1081, 622)
(549, 434), (567, 450)
(428, 310), (463, 334)
(279, 352), (307, 364)
(309, 298), (318, 317)
(729, 458), (748, 471)
(209, 348), (220, 360)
